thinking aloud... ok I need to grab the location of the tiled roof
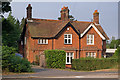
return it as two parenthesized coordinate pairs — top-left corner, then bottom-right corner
(27, 18), (109, 40)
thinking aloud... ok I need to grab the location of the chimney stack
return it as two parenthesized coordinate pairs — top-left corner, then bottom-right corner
(60, 6), (69, 21)
(26, 4), (32, 19)
(93, 10), (99, 24)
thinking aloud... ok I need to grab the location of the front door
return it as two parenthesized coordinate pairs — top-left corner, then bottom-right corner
(39, 54), (46, 67)
(66, 52), (74, 64)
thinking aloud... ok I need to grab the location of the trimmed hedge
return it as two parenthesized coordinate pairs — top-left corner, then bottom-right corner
(72, 58), (118, 71)
(44, 50), (66, 69)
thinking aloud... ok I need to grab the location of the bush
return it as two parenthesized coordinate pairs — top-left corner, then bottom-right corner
(44, 50), (66, 69)
(72, 58), (118, 71)
(2, 45), (32, 73)
(9, 56), (32, 73)
(112, 47), (120, 59)
(2, 45), (16, 70)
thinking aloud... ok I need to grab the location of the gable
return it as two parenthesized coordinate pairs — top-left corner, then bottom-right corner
(81, 23), (106, 40)
(54, 22), (79, 38)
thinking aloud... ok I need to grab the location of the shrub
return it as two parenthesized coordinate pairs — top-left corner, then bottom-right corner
(9, 56), (32, 73)
(44, 50), (66, 69)
(112, 47), (120, 59)
(2, 45), (32, 73)
(2, 45), (16, 70)
(72, 58), (118, 71)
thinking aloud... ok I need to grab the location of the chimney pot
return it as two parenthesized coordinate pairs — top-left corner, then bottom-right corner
(60, 6), (69, 21)
(26, 4), (32, 19)
(93, 10), (99, 24)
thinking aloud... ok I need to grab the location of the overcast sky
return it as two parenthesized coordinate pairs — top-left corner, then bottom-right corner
(4, 2), (118, 40)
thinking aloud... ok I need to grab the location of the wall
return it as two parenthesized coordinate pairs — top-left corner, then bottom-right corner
(80, 27), (103, 58)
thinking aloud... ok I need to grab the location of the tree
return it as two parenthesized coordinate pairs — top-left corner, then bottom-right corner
(2, 2), (11, 14)
(109, 39), (119, 49)
(112, 46), (120, 58)
(58, 15), (77, 21)
(2, 12), (21, 48)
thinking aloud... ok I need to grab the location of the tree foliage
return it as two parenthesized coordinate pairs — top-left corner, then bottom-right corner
(2, 12), (21, 48)
(112, 47), (120, 58)
(107, 39), (120, 49)
(2, 2), (11, 14)
(58, 15), (77, 21)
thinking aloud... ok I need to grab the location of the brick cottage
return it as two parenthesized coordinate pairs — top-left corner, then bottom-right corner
(19, 4), (109, 68)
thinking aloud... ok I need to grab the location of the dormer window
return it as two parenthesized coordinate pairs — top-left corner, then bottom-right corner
(64, 34), (72, 44)
(87, 34), (94, 45)
(38, 39), (48, 44)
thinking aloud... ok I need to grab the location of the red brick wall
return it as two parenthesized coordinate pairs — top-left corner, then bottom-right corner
(19, 24), (105, 63)
(81, 27), (103, 58)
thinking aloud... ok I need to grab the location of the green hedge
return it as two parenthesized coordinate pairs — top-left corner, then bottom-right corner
(44, 50), (66, 69)
(72, 58), (118, 71)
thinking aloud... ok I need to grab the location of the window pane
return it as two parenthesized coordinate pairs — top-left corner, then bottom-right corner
(67, 57), (69, 62)
(46, 39), (48, 44)
(43, 39), (45, 44)
(91, 35), (93, 38)
(64, 35), (67, 38)
(65, 39), (67, 43)
(40, 39), (42, 44)
(68, 39), (71, 43)
(68, 35), (71, 38)
(67, 53), (69, 56)
(21, 41), (23, 45)
(91, 40), (93, 44)
(71, 57), (72, 63)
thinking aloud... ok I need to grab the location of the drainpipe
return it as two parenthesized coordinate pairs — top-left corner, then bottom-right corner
(78, 30), (81, 59)
(52, 38), (54, 50)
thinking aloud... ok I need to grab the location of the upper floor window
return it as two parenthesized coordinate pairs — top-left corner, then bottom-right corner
(87, 34), (94, 45)
(38, 39), (48, 44)
(64, 34), (72, 44)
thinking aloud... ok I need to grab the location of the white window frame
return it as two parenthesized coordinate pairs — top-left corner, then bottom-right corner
(64, 34), (72, 44)
(87, 34), (94, 45)
(86, 52), (96, 58)
(21, 41), (23, 45)
(38, 39), (48, 44)
(66, 52), (74, 64)
(24, 37), (27, 45)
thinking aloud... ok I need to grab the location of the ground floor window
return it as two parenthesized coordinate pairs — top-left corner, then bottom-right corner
(66, 52), (74, 64)
(86, 52), (96, 58)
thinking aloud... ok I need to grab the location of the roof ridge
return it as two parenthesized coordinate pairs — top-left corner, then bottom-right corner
(32, 18), (61, 21)
(73, 21), (92, 23)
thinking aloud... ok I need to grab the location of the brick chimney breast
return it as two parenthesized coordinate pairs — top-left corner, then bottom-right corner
(26, 4), (32, 19)
(93, 10), (99, 24)
(60, 6), (69, 21)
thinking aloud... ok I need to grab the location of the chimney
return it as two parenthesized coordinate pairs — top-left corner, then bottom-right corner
(60, 6), (69, 21)
(26, 4), (32, 19)
(93, 10), (99, 24)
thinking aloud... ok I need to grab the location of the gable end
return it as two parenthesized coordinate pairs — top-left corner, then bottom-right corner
(81, 23), (106, 40)
(54, 22), (80, 38)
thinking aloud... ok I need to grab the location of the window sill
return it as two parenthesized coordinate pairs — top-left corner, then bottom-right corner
(38, 43), (48, 45)
(66, 63), (71, 64)
(87, 44), (94, 45)
(64, 43), (72, 45)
